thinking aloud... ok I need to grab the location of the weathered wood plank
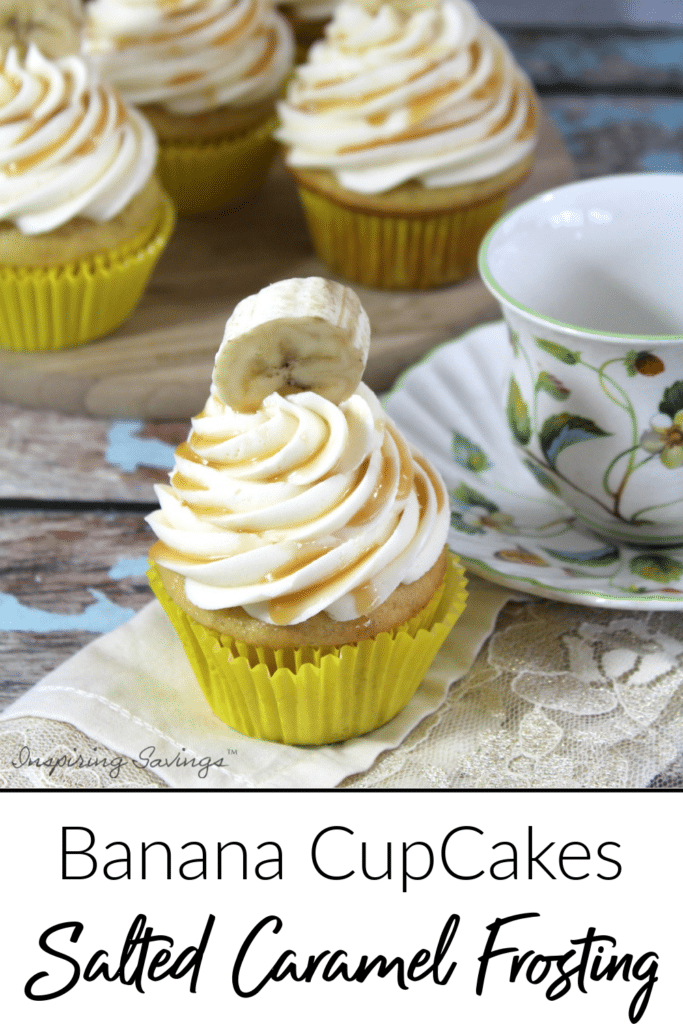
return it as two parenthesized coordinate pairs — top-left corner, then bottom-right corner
(544, 94), (683, 176)
(0, 405), (185, 502)
(504, 29), (683, 91)
(1, 511), (153, 702)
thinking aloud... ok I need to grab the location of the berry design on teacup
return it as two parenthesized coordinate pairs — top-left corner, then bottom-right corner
(507, 334), (683, 528)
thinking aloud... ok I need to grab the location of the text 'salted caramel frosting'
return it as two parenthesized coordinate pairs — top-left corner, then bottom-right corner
(276, 0), (538, 194)
(84, 0), (295, 115)
(0, 45), (156, 233)
(147, 384), (449, 626)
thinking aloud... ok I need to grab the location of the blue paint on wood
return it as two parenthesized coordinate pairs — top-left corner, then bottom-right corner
(108, 555), (150, 580)
(547, 96), (683, 134)
(637, 148), (683, 171)
(616, 36), (683, 71)
(0, 589), (135, 633)
(507, 32), (683, 80)
(106, 421), (175, 473)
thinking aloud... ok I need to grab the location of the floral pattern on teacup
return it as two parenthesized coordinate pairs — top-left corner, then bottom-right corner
(507, 335), (683, 530)
(447, 427), (683, 597)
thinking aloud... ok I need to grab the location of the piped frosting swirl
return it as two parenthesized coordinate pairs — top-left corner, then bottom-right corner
(84, 0), (295, 115)
(276, 0), (537, 194)
(0, 44), (157, 233)
(147, 383), (449, 625)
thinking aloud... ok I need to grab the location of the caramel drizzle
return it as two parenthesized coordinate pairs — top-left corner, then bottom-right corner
(268, 543), (381, 625)
(2, 85), (117, 175)
(413, 453), (444, 512)
(115, 1), (256, 51)
(149, 540), (208, 567)
(245, 27), (278, 80)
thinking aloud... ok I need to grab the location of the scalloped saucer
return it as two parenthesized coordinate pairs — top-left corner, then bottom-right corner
(386, 322), (683, 610)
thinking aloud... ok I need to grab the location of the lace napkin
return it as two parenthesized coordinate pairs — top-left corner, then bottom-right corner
(0, 576), (509, 789)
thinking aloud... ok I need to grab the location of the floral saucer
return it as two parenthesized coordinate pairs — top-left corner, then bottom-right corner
(385, 322), (683, 609)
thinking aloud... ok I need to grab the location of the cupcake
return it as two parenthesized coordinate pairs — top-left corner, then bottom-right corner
(146, 276), (467, 745)
(277, 0), (337, 61)
(0, 42), (174, 352)
(84, 0), (295, 215)
(276, 0), (539, 289)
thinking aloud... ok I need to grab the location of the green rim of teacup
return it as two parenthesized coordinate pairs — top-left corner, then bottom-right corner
(478, 173), (683, 345)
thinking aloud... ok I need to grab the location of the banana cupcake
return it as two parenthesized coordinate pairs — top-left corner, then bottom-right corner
(276, 0), (539, 289)
(0, 40), (174, 352)
(146, 276), (467, 745)
(84, 0), (295, 214)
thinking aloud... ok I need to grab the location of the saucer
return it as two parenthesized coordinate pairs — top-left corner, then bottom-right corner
(385, 322), (683, 609)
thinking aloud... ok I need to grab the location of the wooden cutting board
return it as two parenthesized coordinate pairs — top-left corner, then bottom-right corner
(0, 111), (573, 421)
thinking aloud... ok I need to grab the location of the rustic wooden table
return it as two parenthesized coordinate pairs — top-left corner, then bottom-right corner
(2, 24), (683, 786)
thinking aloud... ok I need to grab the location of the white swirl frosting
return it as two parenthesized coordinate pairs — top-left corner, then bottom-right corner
(84, 0), (295, 115)
(0, 45), (157, 234)
(147, 383), (449, 625)
(276, 0), (537, 194)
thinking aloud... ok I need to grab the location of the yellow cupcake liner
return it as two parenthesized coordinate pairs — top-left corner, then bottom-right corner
(297, 185), (512, 290)
(0, 193), (176, 353)
(148, 553), (468, 746)
(156, 116), (279, 216)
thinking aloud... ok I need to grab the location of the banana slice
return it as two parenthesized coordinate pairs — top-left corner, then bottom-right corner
(0, 0), (82, 61)
(212, 277), (371, 413)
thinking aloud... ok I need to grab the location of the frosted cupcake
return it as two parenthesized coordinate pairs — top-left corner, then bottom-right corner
(0, 43), (174, 352)
(146, 276), (467, 745)
(84, 0), (295, 214)
(276, 0), (539, 289)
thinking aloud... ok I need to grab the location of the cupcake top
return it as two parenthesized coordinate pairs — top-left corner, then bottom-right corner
(0, 44), (157, 233)
(84, 0), (295, 115)
(276, 0), (538, 195)
(147, 277), (450, 626)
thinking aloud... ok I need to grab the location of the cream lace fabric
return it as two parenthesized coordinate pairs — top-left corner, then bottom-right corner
(1, 588), (682, 789)
(342, 598), (683, 789)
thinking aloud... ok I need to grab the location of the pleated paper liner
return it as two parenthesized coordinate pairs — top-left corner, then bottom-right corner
(296, 185), (516, 290)
(148, 553), (468, 745)
(0, 192), (176, 353)
(156, 116), (280, 216)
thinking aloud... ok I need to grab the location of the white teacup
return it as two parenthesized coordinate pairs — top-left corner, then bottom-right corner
(479, 173), (683, 546)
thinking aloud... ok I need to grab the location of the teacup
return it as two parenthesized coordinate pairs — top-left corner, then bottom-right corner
(478, 173), (683, 547)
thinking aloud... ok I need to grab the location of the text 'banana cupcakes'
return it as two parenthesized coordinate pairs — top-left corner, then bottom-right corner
(146, 276), (467, 745)
(0, 10), (175, 352)
(277, 0), (539, 289)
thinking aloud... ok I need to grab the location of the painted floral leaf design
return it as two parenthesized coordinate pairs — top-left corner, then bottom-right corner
(534, 337), (581, 364)
(507, 327), (520, 356)
(451, 482), (498, 515)
(450, 512), (485, 536)
(452, 432), (492, 473)
(507, 376), (531, 445)
(495, 546), (549, 567)
(542, 544), (620, 567)
(630, 553), (683, 583)
(539, 413), (612, 469)
(659, 380), (683, 418)
(536, 371), (570, 401)
(523, 458), (561, 496)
